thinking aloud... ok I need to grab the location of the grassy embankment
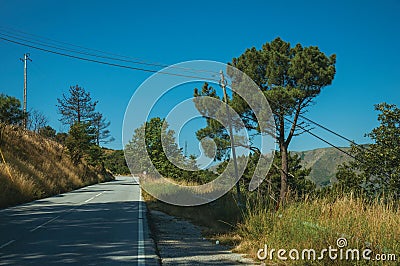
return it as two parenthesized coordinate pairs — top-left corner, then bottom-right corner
(0, 124), (114, 209)
(237, 195), (399, 265)
(143, 176), (399, 265)
(141, 175), (243, 235)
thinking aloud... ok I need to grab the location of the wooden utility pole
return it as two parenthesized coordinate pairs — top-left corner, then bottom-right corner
(184, 141), (188, 157)
(219, 70), (241, 203)
(20, 53), (31, 129)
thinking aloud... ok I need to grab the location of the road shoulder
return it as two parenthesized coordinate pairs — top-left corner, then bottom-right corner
(149, 209), (255, 265)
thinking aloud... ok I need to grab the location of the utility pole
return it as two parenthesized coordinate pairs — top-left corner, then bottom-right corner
(184, 141), (188, 157)
(20, 53), (32, 129)
(219, 70), (241, 203)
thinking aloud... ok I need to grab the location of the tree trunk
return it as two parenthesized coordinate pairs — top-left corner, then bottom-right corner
(279, 143), (289, 208)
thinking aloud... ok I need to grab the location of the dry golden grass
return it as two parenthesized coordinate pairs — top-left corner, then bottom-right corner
(141, 173), (399, 265)
(141, 175), (243, 236)
(0, 124), (113, 209)
(236, 195), (400, 265)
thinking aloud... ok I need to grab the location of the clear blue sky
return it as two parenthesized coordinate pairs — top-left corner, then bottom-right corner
(0, 0), (399, 153)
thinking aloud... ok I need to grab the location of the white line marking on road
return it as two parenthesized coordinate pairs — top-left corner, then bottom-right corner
(28, 190), (106, 234)
(30, 215), (60, 232)
(84, 191), (105, 203)
(137, 177), (146, 266)
(0, 240), (15, 249)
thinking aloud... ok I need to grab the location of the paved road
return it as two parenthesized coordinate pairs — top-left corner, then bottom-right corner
(0, 176), (159, 265)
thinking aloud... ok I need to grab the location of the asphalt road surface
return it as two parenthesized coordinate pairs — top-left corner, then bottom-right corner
(0, 176), (159, 265)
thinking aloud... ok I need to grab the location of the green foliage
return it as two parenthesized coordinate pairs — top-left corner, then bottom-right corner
(57, 85), (97, 125)
(86, 144), (104, 167)
(335, 103), (400, 199)
(271, 152), (315, 199)
(218, 151), (315, 204)
(126, 117), (182, 179)
(125, 117), (217, 183)
(194, 82), (231, 160)
(65, 122), (95, 165)
(230, 37), (336, 138)
(57, 85), (112, 169)
(194, 38), (335, 204)
(0, 93), (25, 125)
(38, 125), (56, 139)
(55, 132), (68, 145)
(103, 150), (130, 175)
(92, 112), (114, 145)
(232, 37), (336, 204)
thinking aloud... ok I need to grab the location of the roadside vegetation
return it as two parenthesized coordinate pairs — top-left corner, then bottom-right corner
(237, 194), (400, 265)
(128, 38), (400, 265)
(103, 148), (130, 175)
(0, 85), (115, 209)
(0, 124), (112, 208)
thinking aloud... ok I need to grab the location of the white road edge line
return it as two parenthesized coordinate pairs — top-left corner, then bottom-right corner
(137, 177), (146, 266)
(0, 240), (15, 249)
(30, 215), (60, 232)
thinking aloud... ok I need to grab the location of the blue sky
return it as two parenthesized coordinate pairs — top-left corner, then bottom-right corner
(0, 0), (399, 154)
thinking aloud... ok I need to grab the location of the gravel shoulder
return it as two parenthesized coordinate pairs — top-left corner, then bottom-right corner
(149, 209), (256, 265)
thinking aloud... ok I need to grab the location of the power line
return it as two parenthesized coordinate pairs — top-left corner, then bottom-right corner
(280, 115), (390, 191)
(221, 76), (366, 152)
(262, 95), (369, 154)
(4, 29), (389, 185)
(0, 28), (218, 76)
(0, 35), (220, 82)
(298, 114), (364, 149)
(0, 31), (368, 161)
(0, 27), (161, 63)
(283, 117), (355, 160)
(260, 95), (367, 151)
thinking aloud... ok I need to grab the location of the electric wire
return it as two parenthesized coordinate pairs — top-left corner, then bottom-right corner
(0, 28), (218, 76)
(0, 30), (371, 162)
(0, 35), (220, 82)
(2, 30), (392, 185)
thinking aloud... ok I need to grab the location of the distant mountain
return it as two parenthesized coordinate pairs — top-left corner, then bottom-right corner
(293, 147), (353, 187)
(206, 147), (354, 188)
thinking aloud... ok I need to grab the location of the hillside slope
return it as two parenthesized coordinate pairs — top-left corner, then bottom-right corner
(293, 147), (352, 187)
(0, 124), (113, 209)
(208, 147), (353, 187)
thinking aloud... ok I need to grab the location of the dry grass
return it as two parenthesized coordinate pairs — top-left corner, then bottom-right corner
(0, 124), (113, 209)
(141, 174), (243, 236)
(141, 172), (399, 265)
(236, 195), (400, 265)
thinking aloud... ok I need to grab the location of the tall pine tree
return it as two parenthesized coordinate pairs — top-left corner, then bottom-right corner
(57, 85), (97, 126)
(0, 94), (25, 125)
(194, 38), (336, 207)
(92, 112), (114, 145)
